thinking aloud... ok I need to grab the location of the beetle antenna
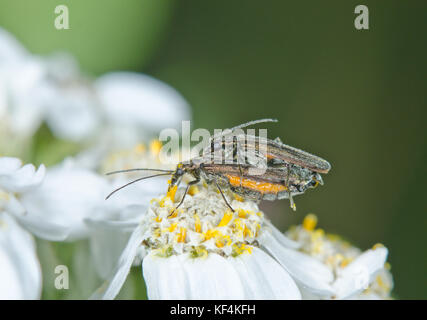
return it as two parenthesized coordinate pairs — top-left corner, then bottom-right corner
(230, 118), (278, 131)
(105, 173), (172, 200)
(105, 168), (174, 175)
(210, 118), (278, 141)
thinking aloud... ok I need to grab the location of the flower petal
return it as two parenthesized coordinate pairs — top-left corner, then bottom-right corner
(229, 247), (301, 299)
(96, 72), (191, 132)
(0, 157), (22, 174)
(0, 213), (42, 299)
(0, 157), (45, 193)
(143, 252), (246, 299)
(333, 247), (388, 299)
(261, 231), (335, 297)
(0, 28), (28, 62)
(12, 213), (70, 241)
(44, 87), (100, 142)
(91, 222), (146, 299)
(143, 254), (188, 299)
(265, 220), (301, 250)
(85, 205), (146, 279)
(0, 163), (45, 193)
(19, 160), (108, 240)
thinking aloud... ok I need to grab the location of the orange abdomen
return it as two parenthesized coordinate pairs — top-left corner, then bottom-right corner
(226, 174), (287, 194)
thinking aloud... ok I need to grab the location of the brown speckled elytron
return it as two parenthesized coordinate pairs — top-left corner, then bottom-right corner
(106, 119), (331, 213)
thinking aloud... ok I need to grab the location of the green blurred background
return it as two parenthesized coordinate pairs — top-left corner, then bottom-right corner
(1, 0), (425, 299)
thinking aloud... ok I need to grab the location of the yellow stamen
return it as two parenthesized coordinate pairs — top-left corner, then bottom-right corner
(303, 213), (318, 231)
(238, 209), (248, 218)
(232, 243), (253, 256)
(244, 225), (253, 238)
(194, 214), (201, 233)
(188, 185), (199, 196)
(234, 194), (244, 202)
(340, 257), (353, 268)
(150, 140), (162, 156)
(190, 246), (208, 259)
(214, 234), (231, 248)
(133, 143), (146, 154)
(372, 243), (385, 250)
(376, 275), (390, 291)
(204, 229), (222, 240)
(176, 227), (187, 243)
(217, 211), (233, 227)
(153, 245), (173, 258)
(166, 185), (177, 202)
(153, 228), (161, 238)
(167, 223), (177, 233)
(168, 209), (178, 219)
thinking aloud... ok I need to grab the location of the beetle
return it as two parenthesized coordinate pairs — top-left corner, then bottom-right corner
(105, 119), (331, 213)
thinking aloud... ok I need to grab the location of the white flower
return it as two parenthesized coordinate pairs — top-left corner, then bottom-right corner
(11, 142), (173, 281)
(0, 156), (44, 299)
(41, 55), (100, 142)
(92, 185), (319, 300)
(0, 28), (99, 144)
(84, 141), (176, 279)
(285, 214), (393, 299)
(0, 28), (192, 152)
(95, 72), (191, 136)
(17, 158), (109, 241)
(0, 29), (47, 141)
(14, 142), (173, 244)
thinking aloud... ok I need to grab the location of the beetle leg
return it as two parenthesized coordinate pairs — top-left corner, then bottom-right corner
(285, 164), (296, 211)
(215, 180), (235, 212)
(168, 177), (200, 217)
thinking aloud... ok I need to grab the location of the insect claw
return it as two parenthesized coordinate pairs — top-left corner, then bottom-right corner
(168, 208), (176, 218)
(289, 194), (297, 211)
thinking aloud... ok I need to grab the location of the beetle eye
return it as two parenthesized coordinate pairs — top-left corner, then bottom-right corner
(309, 180), (319, 188)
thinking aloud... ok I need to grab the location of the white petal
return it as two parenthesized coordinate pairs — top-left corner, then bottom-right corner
(105, 176), (168, 209)
(229, 247), (301, 299)
(91, 222), (146, 299)
(0, 163), (45, 193)
(1, 58), (47, 136)
(96, 72), (191, 131)
(12, 213), (70, 241)
(0, 28), (28, 62)
(143, 252), (246, 300)
(265, 220), (302, 249)
(333, 247), (388, 300)
(180, 253), (246, 299)
(18, 160), (108, 240)
(44, 87), (100, 142)
(261, 231), (335, 297)
(85, 205), (146, 279)
(0, 214), (42, 299)
(0, 247), (24, 299)
(357, 293), (382, 300)
(1, 194), (26, 216)
(143, 254), (188, 299)
(0, 157), (22, 174)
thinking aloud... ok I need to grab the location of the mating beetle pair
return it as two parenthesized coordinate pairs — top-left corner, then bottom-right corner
(106, 119), (331, 213)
